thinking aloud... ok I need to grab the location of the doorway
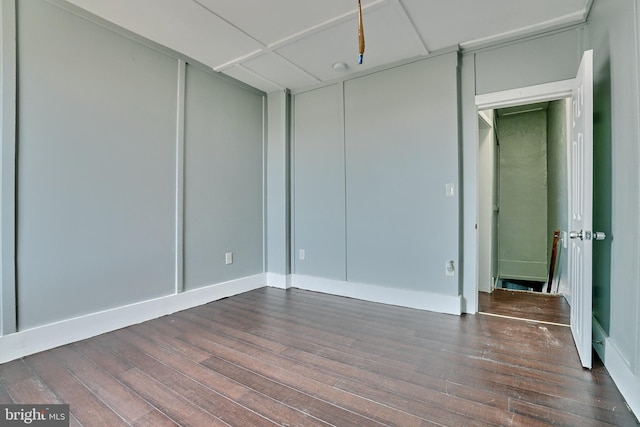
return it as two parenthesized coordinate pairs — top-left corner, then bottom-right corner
(474, 50), (595, 368)
(478, 98), (572, 297)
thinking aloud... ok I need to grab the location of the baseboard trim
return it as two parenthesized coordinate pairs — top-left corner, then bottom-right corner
(266, 272), (291, 289)
(593, 318), (640, 419)
(290, 274), (462, 315)
(0, 274), (267, 364)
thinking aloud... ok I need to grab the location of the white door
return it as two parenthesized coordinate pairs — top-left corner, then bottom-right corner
(568, 49), (595, 369)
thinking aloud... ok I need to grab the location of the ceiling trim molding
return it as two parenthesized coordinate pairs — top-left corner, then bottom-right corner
(391, 0), (429, 55)
(266, 0), (386, 51)
(290, 45), (459, 96)
(192, 0), (265, 47)
(263, 51), (323, 84)
(460, 9), (589, 51)
(202, 0), (385, 69)
(226, 63), (286, 91)
(213, 49), (265, 71)
(583, 0), (595, 22)
(216, 50), (322, 86)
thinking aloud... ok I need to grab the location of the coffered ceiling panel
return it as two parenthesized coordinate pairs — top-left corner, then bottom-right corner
(64, 0), (593, 93)
(241, 54), (321, 90)
(401, 0), (591, 50)
(275, 2), (427, 83)
(221, 65), (283, 93)
(193, 0), (378, 46)
(65, 0), (263, 67)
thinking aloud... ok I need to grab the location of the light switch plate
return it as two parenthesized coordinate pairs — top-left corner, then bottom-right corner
(446, 183), (455, 197)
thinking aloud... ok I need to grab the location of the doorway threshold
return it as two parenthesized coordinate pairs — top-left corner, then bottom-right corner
(478, 311), (569, 327)
(478, 288), (570, 325)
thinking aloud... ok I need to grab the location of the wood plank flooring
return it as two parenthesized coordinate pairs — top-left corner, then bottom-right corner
(478, 289), (571, 325)
(1, 287), (637, 426)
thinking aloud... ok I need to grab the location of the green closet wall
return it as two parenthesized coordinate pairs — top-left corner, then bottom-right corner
(496, 109), (548, 282)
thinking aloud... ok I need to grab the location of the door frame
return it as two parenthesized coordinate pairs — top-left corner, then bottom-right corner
(475, 79), (574, 111)
(474, 78), (575, 298)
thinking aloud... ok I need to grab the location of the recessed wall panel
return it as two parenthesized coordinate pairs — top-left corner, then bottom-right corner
(16, 0), (177, 329)
(293, 84), (346, 280)
(344, 54), (460, 293)
(475, 29), (582, 94)
(183, 65), (264, 289)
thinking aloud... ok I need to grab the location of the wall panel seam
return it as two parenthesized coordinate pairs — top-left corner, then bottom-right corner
(175, 60), (186, 294)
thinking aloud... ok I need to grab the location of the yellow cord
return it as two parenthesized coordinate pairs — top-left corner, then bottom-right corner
(358, 0), (365, 64)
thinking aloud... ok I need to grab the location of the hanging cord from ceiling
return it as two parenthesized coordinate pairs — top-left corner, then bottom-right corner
(358, 0), (365, 64)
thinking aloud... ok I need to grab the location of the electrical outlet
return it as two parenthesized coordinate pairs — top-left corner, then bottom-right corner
(445, 260), (455, 277)
(225, 252), (233, 265)
(299, 249), (305, 261)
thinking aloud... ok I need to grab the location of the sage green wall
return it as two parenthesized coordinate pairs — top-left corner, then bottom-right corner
(293, 84), (346, 280)
(183, 64), (265, 290)
(591, 53), (612, 334)
(12, 0), (265, 329)
(4, 0), (640, 415)
(292, 53), (460, 296)
(587, 0), (640, 373)
(462, 27), (586, 311)
(0, 0), (17, 334)
(475, 29), (583, 94)
(344, 54), (459, 293)
(496, 110), (548, 282)
(547, 99), (570, 294)
(266, 91), (290, 276)
(16, 0), (178, 328)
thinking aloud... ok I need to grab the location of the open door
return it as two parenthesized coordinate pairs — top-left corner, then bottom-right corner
(568, 49), (599, 369)
(474, 54), (600, 367)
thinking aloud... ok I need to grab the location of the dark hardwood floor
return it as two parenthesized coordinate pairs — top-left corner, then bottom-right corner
(1, 287), (637, 426)
(479, 288), (571, 325)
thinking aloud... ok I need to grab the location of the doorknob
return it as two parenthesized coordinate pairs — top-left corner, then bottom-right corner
(569, 230), (606, 241)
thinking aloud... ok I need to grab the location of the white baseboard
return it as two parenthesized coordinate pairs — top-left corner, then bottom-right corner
(593, 319), (640, 419)
(3, 273), (634, 421)
(266, 272), (291, 289)
(290, 274), (462, 315)
(0, 274), (267, 364)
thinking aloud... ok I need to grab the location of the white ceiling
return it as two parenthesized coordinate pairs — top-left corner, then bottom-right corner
(65, 0), (593, 93)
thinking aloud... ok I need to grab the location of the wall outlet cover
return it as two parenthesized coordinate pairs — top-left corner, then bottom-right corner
(445, 260), (455, 276)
